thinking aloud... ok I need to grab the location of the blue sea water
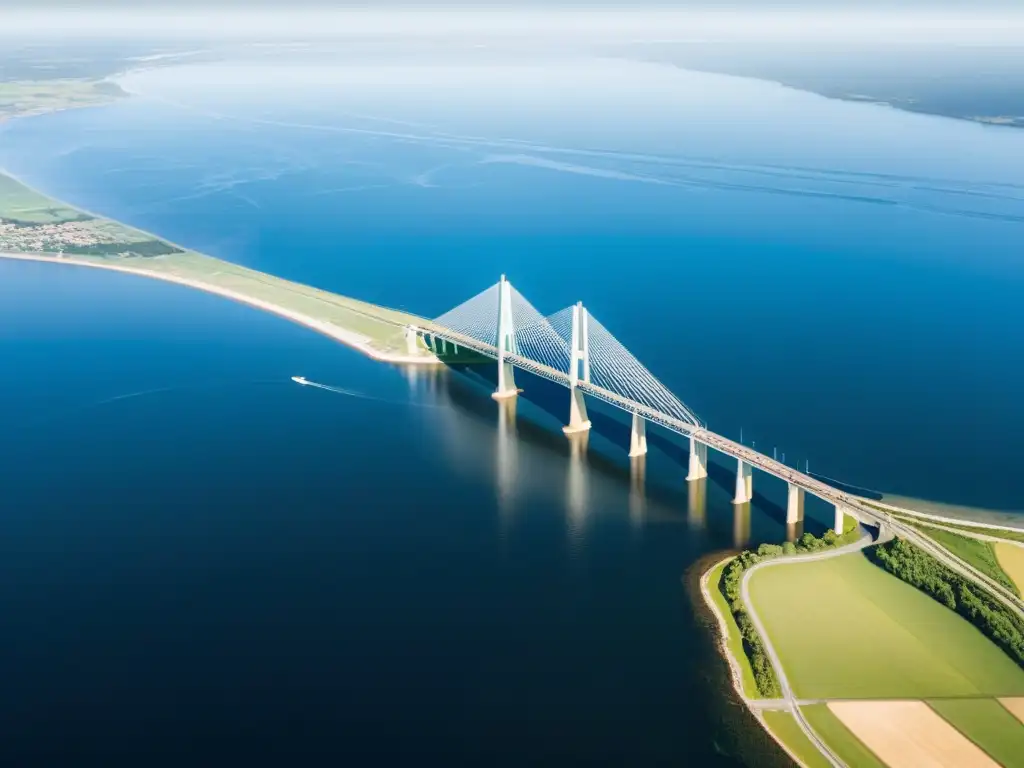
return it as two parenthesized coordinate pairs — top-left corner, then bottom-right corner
(4, 56), (1024, 510)
(1, 52), (1023, 764)
(0, 259), (757, 766)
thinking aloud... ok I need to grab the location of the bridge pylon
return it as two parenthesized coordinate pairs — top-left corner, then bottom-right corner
(563, 302), (592, 434)
(833, 504), (845, 534)
(492, 274), (521, 400)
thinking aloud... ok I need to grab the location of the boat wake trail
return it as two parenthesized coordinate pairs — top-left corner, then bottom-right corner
(291, 375), (366, 399)
(291, 375), (445, 408)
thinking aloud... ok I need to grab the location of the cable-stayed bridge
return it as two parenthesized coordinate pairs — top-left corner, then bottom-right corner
(403, 274), (880, 533)
(401, 278), (1023, 615)
(402, 274), (1024, 768)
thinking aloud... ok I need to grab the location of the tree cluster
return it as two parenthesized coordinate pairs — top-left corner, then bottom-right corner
(871, 538), (1024, 669)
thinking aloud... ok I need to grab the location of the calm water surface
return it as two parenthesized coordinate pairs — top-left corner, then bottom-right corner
(3, 55), (1023, 510)
(0, 260), (779, 765)
(1, 51), (1023, 764)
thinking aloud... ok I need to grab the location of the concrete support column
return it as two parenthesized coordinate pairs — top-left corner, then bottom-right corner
(733, 459), (753, 504)
(628, 413), (647, 457)
(494, 361), (519, 400)
(686, 436), (708, 481)
(492, 274), (520, 400)
(563, 387), (592, 434)
(834, 504), (845, 534)
(786, 484), (805, 524)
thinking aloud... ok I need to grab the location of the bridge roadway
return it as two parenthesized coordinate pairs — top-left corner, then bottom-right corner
(424, 325), (1024, 624)
(425, 325), (891, 522)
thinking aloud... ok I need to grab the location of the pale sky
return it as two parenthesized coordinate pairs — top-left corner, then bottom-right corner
(1, 2), (1022, 43)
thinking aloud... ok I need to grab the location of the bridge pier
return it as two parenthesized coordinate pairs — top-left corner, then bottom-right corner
(786, 483), (805, 524)
(563, 387), (592, 434)
(492, 361), (520, 400)
(834, 504), (845, 534)
(628, 413), (647, 457)
(733, 459), (753, 504)
(686, 436), (707, 481)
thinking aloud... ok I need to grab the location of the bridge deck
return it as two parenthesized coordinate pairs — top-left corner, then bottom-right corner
(421, 323), (1024, 621)
(423, 325), (872, 521)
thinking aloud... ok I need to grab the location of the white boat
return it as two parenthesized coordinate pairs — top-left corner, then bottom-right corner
(291, 376), (309, 385)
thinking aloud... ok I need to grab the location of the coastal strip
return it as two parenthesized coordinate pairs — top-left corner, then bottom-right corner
(1, 166), (440, 366)
(699, 555), (820, 768)
(0, 251), (439, 366)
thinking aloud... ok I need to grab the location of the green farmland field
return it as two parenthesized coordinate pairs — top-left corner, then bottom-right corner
(927, 698), (1024, 768)
(747, 550), (1024, 699)
(761, 710), (831, 768)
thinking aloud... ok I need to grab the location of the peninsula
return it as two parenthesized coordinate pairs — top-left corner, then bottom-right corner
(0, 170), (438, 365)
(702, 511), (1024, 767)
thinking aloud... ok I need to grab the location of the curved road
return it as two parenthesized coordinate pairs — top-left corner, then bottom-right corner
(739, 529), (893, 768)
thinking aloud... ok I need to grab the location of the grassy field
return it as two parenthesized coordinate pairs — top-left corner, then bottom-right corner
(748, 550), (1024, 699)
(0, 172), (432, 355)
(761, 710), (831, 768)
(927, 698), (1024, 768)
(706, 559), (760, 699)
(995, 544), (1024, 594)
(912, 524), (1020, 596)
(126, 250), (426, 350)
(884, 510), (1024, 545)
(801, 705), (886, 768)
(939, 523), (1024, 545)
(0, 172), (85, 224)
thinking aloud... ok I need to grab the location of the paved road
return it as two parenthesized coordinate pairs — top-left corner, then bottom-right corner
(908, 518), (1024, 549)
(739, 530), (893, 768)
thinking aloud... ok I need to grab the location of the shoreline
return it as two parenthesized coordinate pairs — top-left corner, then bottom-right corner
(0, 251), (439, 366)
(698, 556), (813, 768)
(699, 556), (748, 705)
(0, 164), (441, 367)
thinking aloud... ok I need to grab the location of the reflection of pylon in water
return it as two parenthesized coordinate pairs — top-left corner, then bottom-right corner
(496, 396), (519, 525)
(629, 455), (646, 531)
(733, 501), (751, 549)
(565, 432), (589, 554)
(687, 476), (706, 531)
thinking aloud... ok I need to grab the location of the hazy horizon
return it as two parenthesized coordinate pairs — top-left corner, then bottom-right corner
(3, 4), (1024, 43)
